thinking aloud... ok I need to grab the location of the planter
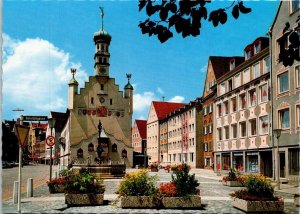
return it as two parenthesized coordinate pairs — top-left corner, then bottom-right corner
(162, 195), (201, 208)
(232, 197), (284, 212)
(49, 185), (65, 194)
(294, 194), (300, 207)
(222, 180), (243, 187)
(120, 196), (160, 208)
(65, 193), (104, 206)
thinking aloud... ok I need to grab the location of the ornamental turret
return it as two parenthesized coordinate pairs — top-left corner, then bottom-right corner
(124, 73), (134, 115)
(94, 7), (111, 76)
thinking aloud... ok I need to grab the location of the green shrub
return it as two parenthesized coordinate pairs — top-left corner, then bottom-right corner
(116, 169), (157, 196)
(171, 163), (199, 197)
(245, 174), (274, 198)
(65, 169), (105, 194)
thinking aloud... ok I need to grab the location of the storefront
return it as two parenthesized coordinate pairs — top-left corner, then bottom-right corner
(246, 152), (258, 173)
(232, 152), (243, 171)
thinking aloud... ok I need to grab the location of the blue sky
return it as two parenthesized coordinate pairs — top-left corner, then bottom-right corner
(2, 0), (280, 122)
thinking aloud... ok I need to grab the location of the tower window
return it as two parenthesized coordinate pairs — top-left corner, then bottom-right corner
(101, 84), (104, 90)
(91, 97), (94, 105)
(101, 44), (104, 51)
(104, 58), (107, 64)
(110, 99), (113, 105)
(97, 44), (99, 50)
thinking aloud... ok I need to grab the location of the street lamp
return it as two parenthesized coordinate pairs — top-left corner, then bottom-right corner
(48, 118), (56, 181)
(273, 128), (282, 190)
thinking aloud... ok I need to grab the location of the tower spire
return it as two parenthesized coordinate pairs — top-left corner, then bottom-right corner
(100, 7), (104, 31)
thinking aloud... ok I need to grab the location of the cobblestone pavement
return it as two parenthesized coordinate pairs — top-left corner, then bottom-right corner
(2, 169), (299, 213)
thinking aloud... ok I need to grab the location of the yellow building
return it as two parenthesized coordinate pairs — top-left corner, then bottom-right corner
(61, 8), (133, 167)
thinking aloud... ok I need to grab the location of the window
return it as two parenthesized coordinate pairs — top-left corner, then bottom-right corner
(209, 125), (212, 133)
(91, 97), (94, 105)
(204, 106), (207, 115)
(217, 128), (222, 141)
(278, 72), (289, 93)
(204, 143), (208, 151)
(224, 101), (229, 114)
(224, 126), (229, 139)
(231, 124), (237, 138)
(239, 93), (246, 109)
(231, 97), (237, 112)
(245, 50), (251, 60)
(217, 104), (222, 117)
(249, 89), (257, 106)
(254, 42), (261, 54)
(101, 84), (104, 90)
(243, 68), (250, 84)
(264, 57), (270, 74)
(296, 66), (300, 88)
(289, 149), (300, 175)
(190, 153), (194, 162)
(260, 84), (268, 103)
(297, 105), (300, 128)
(228, 79), (233, 91)
(259, 116), (269, 135)
(220, 83), (226, 94)
(279, 108), (290, 129)
(291, 0), (300, 13)
(230, 60), (235, 70)
(249, 119), (257, 136)
(253, 63), (260, 79)
(110, 99), (113, 105)
(235, 73), (241, 88)
(240, 122), (246, 137)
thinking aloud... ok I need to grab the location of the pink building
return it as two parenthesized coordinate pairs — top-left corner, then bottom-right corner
(132, 120), (147, 153)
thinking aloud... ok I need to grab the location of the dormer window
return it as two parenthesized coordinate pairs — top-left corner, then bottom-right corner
(245, 50), (251, 60)
(254, 42), (261, 54)
(230, 60), (235, 70)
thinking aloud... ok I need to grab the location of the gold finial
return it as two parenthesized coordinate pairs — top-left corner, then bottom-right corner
(100, 7), (104, 31)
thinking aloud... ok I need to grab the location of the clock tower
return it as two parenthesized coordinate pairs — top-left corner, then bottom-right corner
(94, 7), (111, 76)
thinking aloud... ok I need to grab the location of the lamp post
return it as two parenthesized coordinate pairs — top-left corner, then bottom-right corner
(273, 128), (282, 190)
(48, 118), (56, 181)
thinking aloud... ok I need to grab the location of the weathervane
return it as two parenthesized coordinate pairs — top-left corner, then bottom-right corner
(71, 68), (76, 78)
(100, 7), (104, 31)
(126, 73), (131, 82)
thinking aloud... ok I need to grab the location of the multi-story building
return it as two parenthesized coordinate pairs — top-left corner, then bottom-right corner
(165, 100), (202, 168)
(202, 56), (244, 169)
(214, 37), (273, 177)
(147, 101), (184, 164)
(270, 1), (300, 180)
(29, 122), (47, 160)
(132, 120), (147, 154)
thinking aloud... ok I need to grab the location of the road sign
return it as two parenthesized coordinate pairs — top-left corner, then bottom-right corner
(46, 136), (56, 147)
(23, 116), (48, 121)
(14, 124), (30, 149)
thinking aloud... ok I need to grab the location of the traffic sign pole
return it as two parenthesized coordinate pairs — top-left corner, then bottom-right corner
(18, 147), (22, 213)
(50, 147), (52, 181)
(46, 136), (56, 181)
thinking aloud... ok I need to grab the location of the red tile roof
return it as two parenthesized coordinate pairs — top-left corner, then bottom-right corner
(210, 56), (244, 80)
(152, 101), (185, 120)
(135, 120), (147, 139)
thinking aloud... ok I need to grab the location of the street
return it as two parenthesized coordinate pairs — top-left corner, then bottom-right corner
(1, 167), (299, 213)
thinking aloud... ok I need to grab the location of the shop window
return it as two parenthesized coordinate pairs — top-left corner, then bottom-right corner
(259, 116), (269, 135)
(88, 143), (94, 152)
(246, 153), (258, 172)
(233, 153), (243, 171)
(231, 124), (237, 139)
(77, 148), (83, 158)
(279, 108), (290, 129)
(260, 84), (268, 103)
(222, 154), (230, 170)
(239, 93), (246, 109)
(240, 121), (246, 137)
(249, 119), (257, 136)
(278, 71), (289, 94)
(289, 149), (300, 175)
(249, 89), (257, 106)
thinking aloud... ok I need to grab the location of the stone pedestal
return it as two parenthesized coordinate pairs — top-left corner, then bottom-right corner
(232, 197), (284, 212)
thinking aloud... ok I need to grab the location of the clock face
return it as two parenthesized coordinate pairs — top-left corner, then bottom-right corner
(99, 97), (105, 103)
(100, 67), (106, 74)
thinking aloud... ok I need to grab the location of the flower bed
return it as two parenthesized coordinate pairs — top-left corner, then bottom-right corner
(222, 168), (244, 187)
(230, 174), (284, 212)
(47, 177), (66, 194)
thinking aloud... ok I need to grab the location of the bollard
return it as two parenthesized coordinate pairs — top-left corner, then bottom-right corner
(27, 178), (33, 197)
(13, 181), (19, 204)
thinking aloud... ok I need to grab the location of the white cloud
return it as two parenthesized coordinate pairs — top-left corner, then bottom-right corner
(168, 96), (185, 103)
(200, 65), (207, 73)
(157, 87), (164, 95)
(133, 91), (158, 112)
(2, 34), (88, 115)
